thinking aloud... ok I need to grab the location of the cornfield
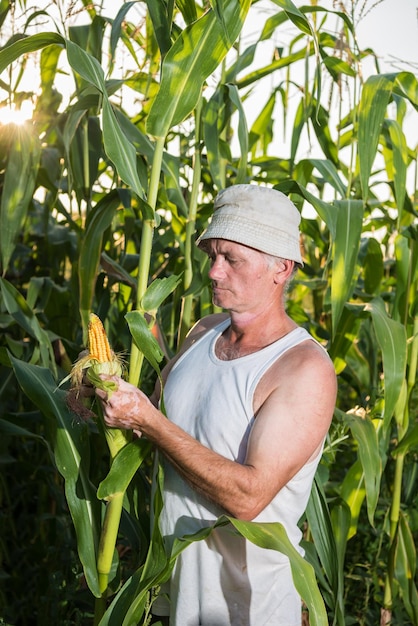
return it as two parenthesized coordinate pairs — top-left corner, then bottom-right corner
(0, 1), (417, 624)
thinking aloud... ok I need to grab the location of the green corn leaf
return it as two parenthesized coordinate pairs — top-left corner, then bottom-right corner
(0, 122), (41, 272)
(301, 541), (330, 600)
(306, 477), (339, 591)
(113, 107), (190, 216)
(328, 304), (364, 374)
(365, 297), (408, 427)
(394, 512), (418, 623)
(68, 22), (90, 53)
(343, 410), (381, 527)
(101, 98), (144, 197)
(0, 417), (53, 459)
(275, 179), (338, 238)
(82, 14), (106, 63)
(261, 4), (351, 43)
(260, 10), (288, 41)
(125, 310), (164, 375)
(103, 513), (328, 626)
(66, 37), (105, 88)
(0, 32), (65, 73)
(65, 40), (144, 198)
(100, 251), (137, 289)
(308, 159), (347, 198)
(176, 0), (198, 25)
(392, 422), (418, 457)
(359, 237), (384, 296)
(79, 190), (122, 336)
(340, 459), (366, 539)
(310, 103), (339, 165)
(330, 498), (351, 585)
(97, 439), (153, 500)
(392, 71), (418, 108)
(203, 88), (228, 190)
(291, 99), (307, 165)
(140, 275), (183, 315)
(10, 357), (101, 598)
(358, 75), (393, 199)
(227, 84), (248, 184)
(322, 54), (357, 80)
(119, 516), (328, 626)
(237, 44), (313, 91)
(39, 43), (63, 97)
(332, 199), (364, 335)
(0, 278), (56, 374)
(110, 2), (138, 65)
(102, 564), (153, 625)
(229, 516), (328, 626)
(270, 0), (313, 36)
(146, 0), (251, 138)
(393, 234), (413, 323)
(224, 39), (257, 85)
(385, 119), (408, 220)
(0, 0), (10, 29)
(144, 0), (172, 57)
(248, 90), (277, 156)
(62, 107), (87, 166)
(306, 476), (344, 620)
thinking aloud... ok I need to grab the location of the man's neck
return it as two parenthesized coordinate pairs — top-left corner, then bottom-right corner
(216, 310), (297, 360)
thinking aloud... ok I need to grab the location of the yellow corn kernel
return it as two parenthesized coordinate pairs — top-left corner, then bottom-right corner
(88, 313), (113, 362)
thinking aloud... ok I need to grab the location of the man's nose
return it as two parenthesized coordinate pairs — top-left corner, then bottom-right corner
(208, 258), (224, 279)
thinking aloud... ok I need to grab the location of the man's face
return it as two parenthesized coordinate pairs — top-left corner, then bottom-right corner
(204, 239), (280, 313)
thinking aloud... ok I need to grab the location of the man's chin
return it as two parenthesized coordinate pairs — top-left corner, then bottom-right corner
(212, 295), (226, 308)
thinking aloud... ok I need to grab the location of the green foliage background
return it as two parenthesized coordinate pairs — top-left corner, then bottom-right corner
(0, 1), (417, 624)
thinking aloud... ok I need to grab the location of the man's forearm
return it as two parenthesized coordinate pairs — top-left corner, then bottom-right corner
(142, 406), (262, 520)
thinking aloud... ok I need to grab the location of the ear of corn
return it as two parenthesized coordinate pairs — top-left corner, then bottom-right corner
(84, 316), (129, 454)
(88, 313), (113, 362)
(67, 313), (123, 391)
(62, 313), (129, 508)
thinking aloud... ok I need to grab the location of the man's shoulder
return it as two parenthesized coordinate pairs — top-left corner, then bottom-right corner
(187, 312), (229, 338)
(259, 333), (335, 391)
(254, 335), (337, 415)
(280, 334), (335, 374)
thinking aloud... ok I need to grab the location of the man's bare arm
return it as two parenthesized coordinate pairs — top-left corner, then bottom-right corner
(98, 340), (336, 520)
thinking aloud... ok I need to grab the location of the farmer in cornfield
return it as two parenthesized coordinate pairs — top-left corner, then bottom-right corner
(98, 184), (337, 626)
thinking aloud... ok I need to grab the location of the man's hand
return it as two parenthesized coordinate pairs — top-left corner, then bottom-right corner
(96, 375), (154, 434)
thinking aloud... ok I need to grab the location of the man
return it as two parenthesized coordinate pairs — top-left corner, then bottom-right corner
(98, 184), (337, 625)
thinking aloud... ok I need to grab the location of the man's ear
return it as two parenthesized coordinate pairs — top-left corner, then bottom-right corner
(273, 259), (295, 284)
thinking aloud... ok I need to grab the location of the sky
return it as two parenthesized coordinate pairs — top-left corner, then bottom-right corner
(355, 0), (417, 73)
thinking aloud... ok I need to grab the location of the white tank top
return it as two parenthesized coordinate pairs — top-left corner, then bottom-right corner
(155, 320), (323, 625)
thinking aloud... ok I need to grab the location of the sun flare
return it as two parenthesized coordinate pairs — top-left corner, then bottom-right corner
(0, 102), (33, 125)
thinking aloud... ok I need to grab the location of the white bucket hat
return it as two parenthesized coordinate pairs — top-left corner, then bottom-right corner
(196, 184), (303, 265)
